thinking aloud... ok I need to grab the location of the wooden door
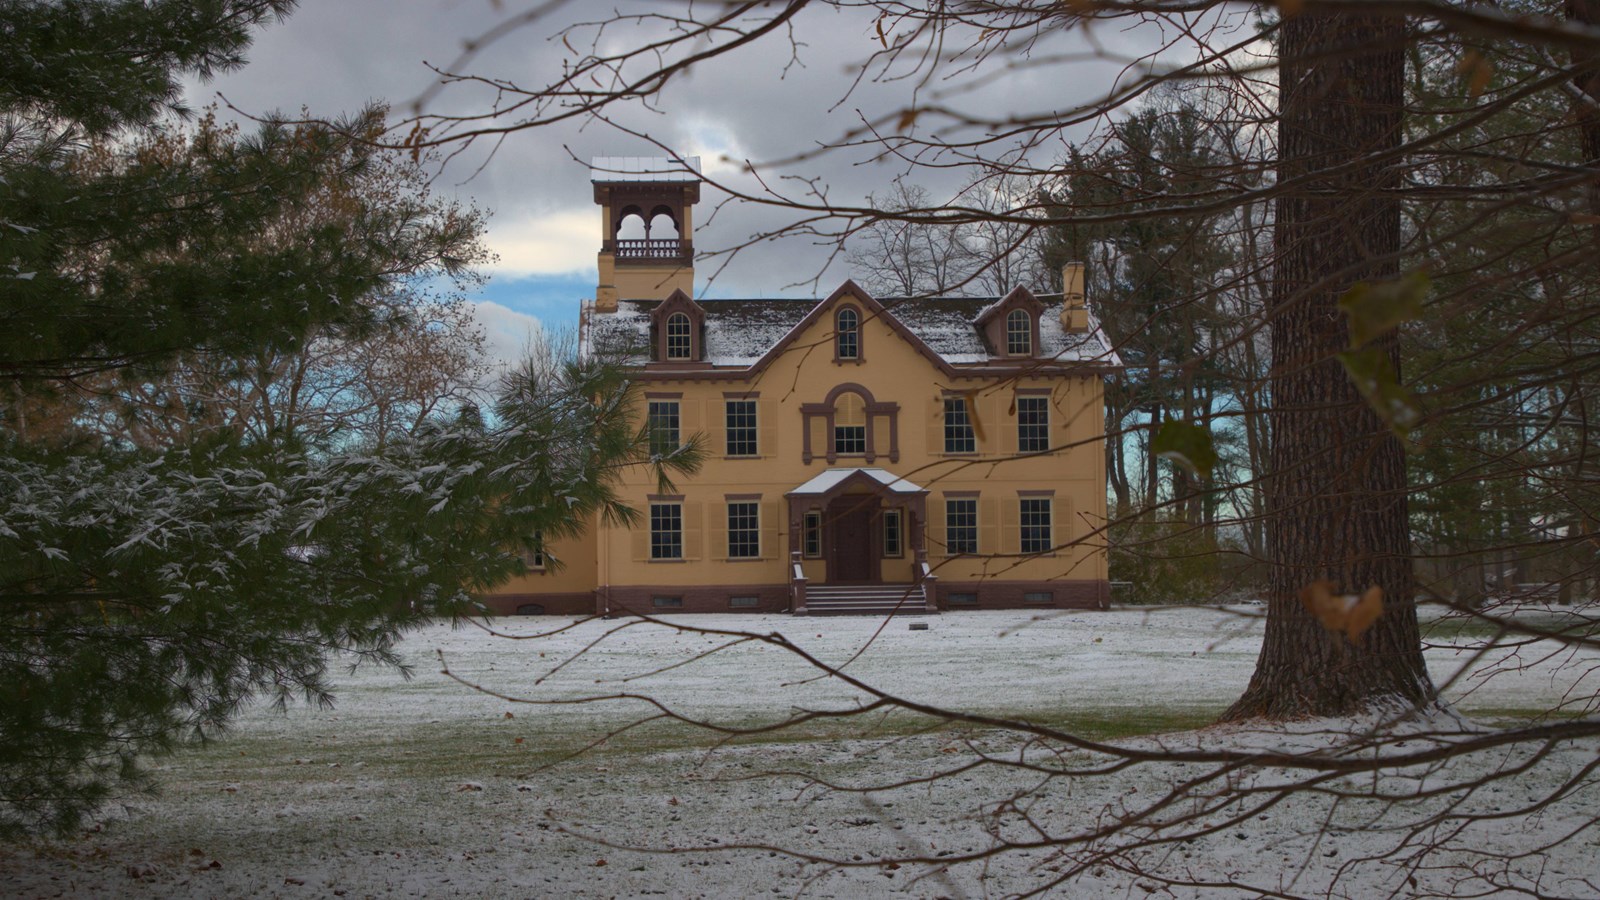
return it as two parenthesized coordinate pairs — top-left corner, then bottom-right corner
(827, 498), (877, 583)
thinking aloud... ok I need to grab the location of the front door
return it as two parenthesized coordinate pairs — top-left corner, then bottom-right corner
(827, 498), (877, 583)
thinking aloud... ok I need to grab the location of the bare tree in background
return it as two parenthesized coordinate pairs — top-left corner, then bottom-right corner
(383, 1), (1600, 894)
(843, 181), (968, 297)
(41, 112), (493, 453)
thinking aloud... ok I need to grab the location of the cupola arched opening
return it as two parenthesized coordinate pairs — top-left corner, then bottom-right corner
(616, 206), (648, 240)
(648, 205), (680, 239)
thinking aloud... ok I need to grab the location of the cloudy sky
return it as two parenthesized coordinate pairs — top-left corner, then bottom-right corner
(186, 1), (1202, 364)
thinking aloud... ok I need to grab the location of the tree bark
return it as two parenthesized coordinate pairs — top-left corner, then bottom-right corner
(1224, 10), (1435, 720)
(1575, 1), (1600, 245)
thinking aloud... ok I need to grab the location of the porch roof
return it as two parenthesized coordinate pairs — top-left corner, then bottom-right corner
(788, 467), (925, 496)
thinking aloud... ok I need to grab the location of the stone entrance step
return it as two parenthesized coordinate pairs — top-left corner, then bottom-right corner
(802, 584), (928, 616)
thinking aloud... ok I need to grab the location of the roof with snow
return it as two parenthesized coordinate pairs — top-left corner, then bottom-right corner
(590, 156), (703, 183)
(788, 468), (927, 496)
(582, 292), (1121, 371)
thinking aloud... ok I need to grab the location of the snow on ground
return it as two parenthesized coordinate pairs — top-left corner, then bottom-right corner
(5, 606), (1600, 899)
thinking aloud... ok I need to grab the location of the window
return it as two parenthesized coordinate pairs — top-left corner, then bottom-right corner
(836, 307), (860, 360)
(943, 397), (976, 454)
(803, 511), (822, 558)
(665, 312), (692, 360)
(1023, 591), (1054, 604)
(1006, 309), (1033, 355)
(1018, 396), (1049, 453)
(729, 595), (760, 609)
(946, 498), (978, 555)
(652, 596), (684, 609)
(1021, 498), (1052, 555)
(835, 425), (866, 455)
(882, 509), (903, 558)
(647, 400), (680, 457)
(800, 384), (898, 465)
(727, 501), (760, 559)
(725, 400), (758, 457)
(946, 592), (978, 606)
(834, 392), (866, 455)
(650, 502), (683, 560)
(521, 530), (545, 570)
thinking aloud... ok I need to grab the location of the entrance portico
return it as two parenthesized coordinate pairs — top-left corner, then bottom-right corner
(785, 468), (934, 615)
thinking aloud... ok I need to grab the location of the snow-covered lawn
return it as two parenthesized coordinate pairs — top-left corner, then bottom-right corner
(6, 606), (1599, 898)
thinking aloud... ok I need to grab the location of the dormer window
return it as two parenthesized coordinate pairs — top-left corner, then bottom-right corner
(666, 312), (692, 360)
(973, 286), (1045, 361)
(836, 307), (860, 361)
(1006, 309), (1033, 356)
(649, 289), (705, 364)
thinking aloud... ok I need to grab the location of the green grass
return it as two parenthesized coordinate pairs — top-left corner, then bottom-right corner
(1421, 612), (1592, 642)
(160, 702), (1226, 787)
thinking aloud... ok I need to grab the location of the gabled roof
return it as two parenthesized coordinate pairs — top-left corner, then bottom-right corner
(581, 281), (1121, 375)
(789, 467), (927, 497)
(972, 285), (1047, 328)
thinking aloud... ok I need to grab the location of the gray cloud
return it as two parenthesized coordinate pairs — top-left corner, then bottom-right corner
(192, 2), (1186, 298)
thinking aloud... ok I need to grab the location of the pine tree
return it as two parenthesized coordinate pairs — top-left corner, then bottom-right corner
(0, 0), (676, 836)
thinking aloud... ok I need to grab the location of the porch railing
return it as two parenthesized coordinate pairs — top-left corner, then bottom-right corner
(790, 551), (808, 615)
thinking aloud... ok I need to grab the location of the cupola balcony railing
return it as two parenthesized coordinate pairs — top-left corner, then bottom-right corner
(609, 238), (690, 260)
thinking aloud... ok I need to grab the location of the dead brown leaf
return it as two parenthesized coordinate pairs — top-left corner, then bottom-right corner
(1299, 581), (1385, 641)
(1347, 586), (1384, 639)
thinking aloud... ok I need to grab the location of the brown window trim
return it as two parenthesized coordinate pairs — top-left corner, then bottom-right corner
(802, 510), (823, 559)
(882, 508), (904, 559)
(723, 396), (760, 459)
(832, 304), (865, 364)
(800, 383), (899, 464)
(1004, 308), (1038, 357)
(939, 392), (980, 457)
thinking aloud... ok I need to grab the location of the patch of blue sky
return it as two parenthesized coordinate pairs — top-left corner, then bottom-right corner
(472, 271), (590, 334)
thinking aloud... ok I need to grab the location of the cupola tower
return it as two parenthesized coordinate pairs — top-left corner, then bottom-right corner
(591, 156), (701, 312)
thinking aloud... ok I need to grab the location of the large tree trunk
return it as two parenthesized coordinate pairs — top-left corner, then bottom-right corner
(1224, 10), (1435, 720)
(1575, 1), (1600, 243)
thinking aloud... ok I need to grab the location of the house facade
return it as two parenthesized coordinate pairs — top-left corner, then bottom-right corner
(485, 157), (1120, 616)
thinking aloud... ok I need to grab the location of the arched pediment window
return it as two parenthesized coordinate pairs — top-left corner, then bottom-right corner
(835, 306), (860, 361)
(833, 391), (866, 456)
(799, 383), (900, 464)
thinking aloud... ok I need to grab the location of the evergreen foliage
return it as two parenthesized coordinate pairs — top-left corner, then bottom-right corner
(0, 0), (676, 836)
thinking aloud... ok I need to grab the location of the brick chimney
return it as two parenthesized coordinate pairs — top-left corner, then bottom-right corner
(1060, 261), (1088, 333)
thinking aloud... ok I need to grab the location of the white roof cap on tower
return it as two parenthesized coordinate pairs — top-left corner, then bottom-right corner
(590, 156), (703, 182)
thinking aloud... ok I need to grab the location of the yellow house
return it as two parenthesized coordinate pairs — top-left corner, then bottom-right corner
(486, 157), (1120, 616)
